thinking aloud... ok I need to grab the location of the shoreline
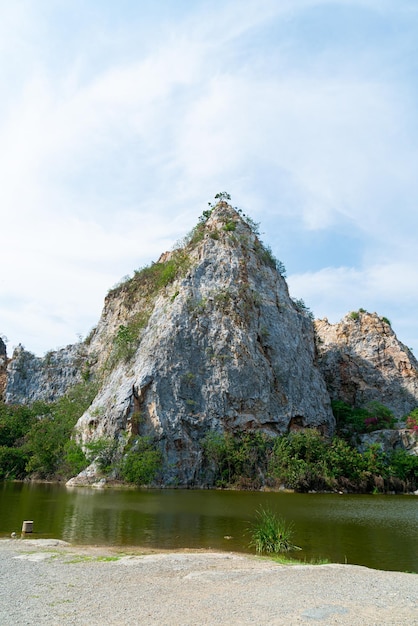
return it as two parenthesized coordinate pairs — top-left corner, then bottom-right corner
(8, 477), (418, 496)
(2, 534), (417, 575)
(2, 536), (417, 571)
(0, 538), (416, 625)
(2, 537), (418, 572)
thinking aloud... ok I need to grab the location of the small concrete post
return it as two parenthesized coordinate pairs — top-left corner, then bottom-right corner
(22, 520), (33, 533)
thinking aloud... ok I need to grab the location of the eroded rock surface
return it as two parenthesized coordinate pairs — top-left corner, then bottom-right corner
(315, 312), (418, 419)
(0, 337), (7, 400)
(5, 343), (87, 405)
(3, 204), (418, 486)
(73, 204), (334, 484)
(356, 429), (418, 455)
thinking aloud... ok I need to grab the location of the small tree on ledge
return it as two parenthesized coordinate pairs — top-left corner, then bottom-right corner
(214, 191), (231, 203)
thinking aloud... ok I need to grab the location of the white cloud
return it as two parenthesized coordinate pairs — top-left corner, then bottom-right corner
(288, 261), (418, 352)
(0, 0), (417, 355)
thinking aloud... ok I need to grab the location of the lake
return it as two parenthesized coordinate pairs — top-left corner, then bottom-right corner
(0, 482), (417, 572)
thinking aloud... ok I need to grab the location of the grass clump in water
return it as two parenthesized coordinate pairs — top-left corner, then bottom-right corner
(249, 507), (301, 555)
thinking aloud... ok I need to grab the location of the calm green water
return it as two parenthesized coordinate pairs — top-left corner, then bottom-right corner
(0, 482), (417, 572)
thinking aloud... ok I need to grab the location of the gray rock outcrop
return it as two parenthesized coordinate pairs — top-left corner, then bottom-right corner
(315, 312), (418, 419)
(3, 202), (418, 486)
(356, 429), (418, 456)
(4, 343), (87, 405)
(72, 204), (334, 484)
(0, 337), (7, 400)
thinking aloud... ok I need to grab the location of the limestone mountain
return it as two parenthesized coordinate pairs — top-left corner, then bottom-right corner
(71, 202), (334, 485)
(3, 201), (418, 485)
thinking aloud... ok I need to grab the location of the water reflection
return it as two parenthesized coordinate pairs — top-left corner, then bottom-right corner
(1, 482), (417, 572)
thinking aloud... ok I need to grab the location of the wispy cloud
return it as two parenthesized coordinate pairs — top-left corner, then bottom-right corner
(0, 0), (417, 355)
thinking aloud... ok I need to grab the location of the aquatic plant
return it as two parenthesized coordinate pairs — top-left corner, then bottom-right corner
(248, 507), (301, 555)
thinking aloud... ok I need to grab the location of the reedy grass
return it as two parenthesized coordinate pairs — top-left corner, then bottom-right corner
(248, 507), (301, 555)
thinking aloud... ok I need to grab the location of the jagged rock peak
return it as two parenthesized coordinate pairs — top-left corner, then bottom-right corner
(315, 310), (418, 419)
(83, 201), (288, 375)
(71, 199), (334, 485)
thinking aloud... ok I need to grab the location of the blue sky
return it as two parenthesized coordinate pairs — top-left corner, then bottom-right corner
(1, 0), (418, 356)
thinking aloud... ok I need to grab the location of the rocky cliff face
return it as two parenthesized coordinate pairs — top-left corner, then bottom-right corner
(356, 428), (418, 456)
(3, 203), (418, 485)
(4, 343), (87, 405)
(315, 312), (418, 419)
(71, 203), (334, 485)
(0, 337), (7, 400)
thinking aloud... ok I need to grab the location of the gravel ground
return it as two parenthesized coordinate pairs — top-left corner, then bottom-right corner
(0, 539), (417, 625)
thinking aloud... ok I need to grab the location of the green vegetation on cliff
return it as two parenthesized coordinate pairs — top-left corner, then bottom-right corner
(1, 196), (417, 491)
(0, 381), (97, 480)
(105, 194), (289, 368)
(332, 400), (396, 434)
(202, 428), (418, 493)
(0, 392), (417, 491)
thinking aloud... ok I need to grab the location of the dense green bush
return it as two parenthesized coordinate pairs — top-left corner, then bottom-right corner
(202, 430), (273, 488)
(0, 380), (97, 480)
(363, 401), (396, 431)
(388, 449), (418, 484)
(84, 437), (119, 475)
(332, 400), (362, 432)
(62, 439), (88, 477)
(0, 402), (47, 447)
(332, 400), (396, 435)
(325, 437), (364, 482)
(269, 429), (418, 492)
(269, 430), (333, 490)
(25, 415), (70, 477)
(202, 428), (418, 493)
(0, 446), (29, 479)
(120, 437), (162, 485)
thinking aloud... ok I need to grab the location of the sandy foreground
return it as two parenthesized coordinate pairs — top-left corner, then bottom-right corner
(0, 539), (416, 625)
